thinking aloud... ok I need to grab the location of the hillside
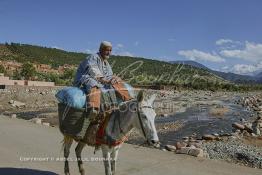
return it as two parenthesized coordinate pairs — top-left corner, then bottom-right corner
(0, 42), (252, 90)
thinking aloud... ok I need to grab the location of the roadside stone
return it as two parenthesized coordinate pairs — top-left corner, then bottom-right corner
(176, 147), (190, 154)
(42, 122), (50, 127)
(31, 118), (42, 124)
(175, 142), (187, 150)
(11, 114), (17, 119)
(188, 148), (204, 157)
(164, 145), (176, 152)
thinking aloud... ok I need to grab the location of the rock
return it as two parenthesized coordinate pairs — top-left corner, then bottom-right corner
(176, 147), (191, 154)
(212, 133), (219, 137)
(232, 122), (245, 130)
(188, 148), (204, 157)
(243, 130), (251, 137)
(42, 122), (50, 127)
(220, 133), (232, 137)
(9, 100), (26, 108)
(175, 142), (187, 150)
(182, 136), (189, 140)
(176, 147), (204, 157)
(202, 134), (216, 140)
(240, 118), (246, 122)
(193, 142), (202, 148)
(31, 118), (42, 124)
(11, 114), (17, 119)
(163, 114), (168, 117)
(164, 145), (176, 152)
(244, 124), (253, 133)
(40, 91), (46, 95)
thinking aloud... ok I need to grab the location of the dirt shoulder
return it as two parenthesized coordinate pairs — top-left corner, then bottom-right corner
(0, 116), (261, 175)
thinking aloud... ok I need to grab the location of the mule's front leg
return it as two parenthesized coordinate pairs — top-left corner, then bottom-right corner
(102, 145), (112, 175)
(110, 145), (120, 175)
(64, 138), (73, 175)
(75, 142), (86, 175)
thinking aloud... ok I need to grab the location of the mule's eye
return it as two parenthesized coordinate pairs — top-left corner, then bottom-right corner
(141, 114), (147, 119)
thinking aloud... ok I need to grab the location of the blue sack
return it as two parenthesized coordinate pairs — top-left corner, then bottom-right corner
(55, 87), (86, 109)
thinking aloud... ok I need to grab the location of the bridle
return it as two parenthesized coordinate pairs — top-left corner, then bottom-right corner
(135, 101), (154, 145)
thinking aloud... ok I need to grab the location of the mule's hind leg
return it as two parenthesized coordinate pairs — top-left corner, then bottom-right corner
(64, 137), (73, 175)
(75, 141), (86, 175)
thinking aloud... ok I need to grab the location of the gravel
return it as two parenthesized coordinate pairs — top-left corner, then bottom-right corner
(202, 138), (262, 169)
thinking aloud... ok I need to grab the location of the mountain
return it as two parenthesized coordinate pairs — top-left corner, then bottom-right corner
(170, 60), (210, 70)
(255, 72), (262, 83)
(0, 42), (237, 90)
(170, 60), (260, 84)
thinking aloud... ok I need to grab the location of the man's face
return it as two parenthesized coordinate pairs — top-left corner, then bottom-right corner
(100, 46), (112, 59)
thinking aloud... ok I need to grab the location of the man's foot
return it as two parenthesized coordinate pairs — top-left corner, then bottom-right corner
(88, 108), (99, 121)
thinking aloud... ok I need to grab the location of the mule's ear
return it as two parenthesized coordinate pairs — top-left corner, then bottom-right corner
(148, 94), (156, 105)
(137, 90), (144, 102)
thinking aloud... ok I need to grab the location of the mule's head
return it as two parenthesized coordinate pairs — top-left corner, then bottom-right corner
(135, 90), (160, 146)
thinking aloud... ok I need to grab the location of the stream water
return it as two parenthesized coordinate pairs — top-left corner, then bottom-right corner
(156, 96), (253, 145)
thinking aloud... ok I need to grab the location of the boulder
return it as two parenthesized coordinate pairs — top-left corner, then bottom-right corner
(202, 134), (216, 140)
(232, 122), (245, 130)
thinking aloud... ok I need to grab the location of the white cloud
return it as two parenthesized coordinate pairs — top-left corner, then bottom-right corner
(112, 43), (134, 56)
(85, 49), (97, 54)
(221, 61), (262, 75)
(216, 39), (234, 45)
(230, 63), (262, 75)
(220, 42), (262, 62)
(52, 46), (64, 50)
(114, 51), (133, 57)
(221, 66), (229, 71)
(178, 49), (225, 62)
(116, 43), (124, 48)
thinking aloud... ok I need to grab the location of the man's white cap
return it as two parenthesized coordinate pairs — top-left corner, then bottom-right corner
(99, 41), (112, 50)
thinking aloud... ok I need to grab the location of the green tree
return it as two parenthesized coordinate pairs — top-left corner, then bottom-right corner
(12, 69), (22, 80)
(21, 62), (36, 80)
(0, 65), (6, 74)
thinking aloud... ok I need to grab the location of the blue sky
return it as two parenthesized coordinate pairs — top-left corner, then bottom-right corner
(1, 0), (262, 75)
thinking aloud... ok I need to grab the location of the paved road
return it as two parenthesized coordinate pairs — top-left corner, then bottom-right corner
(0, 116), (261, 175)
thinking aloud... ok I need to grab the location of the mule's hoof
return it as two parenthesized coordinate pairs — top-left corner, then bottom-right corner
(80, 169), (85, 175)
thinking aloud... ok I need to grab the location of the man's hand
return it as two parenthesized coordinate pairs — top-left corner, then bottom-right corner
(98, 77), (110, 84)
(110, 76), (122, 84)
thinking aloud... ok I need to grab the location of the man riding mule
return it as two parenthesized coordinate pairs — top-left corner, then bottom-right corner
(58, 41), (159, 175)
(61, 91), (160, 175)
(74, 41), (133, 118)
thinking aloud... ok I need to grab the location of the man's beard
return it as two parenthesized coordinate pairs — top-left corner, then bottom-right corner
(104, 55), (110, 59)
